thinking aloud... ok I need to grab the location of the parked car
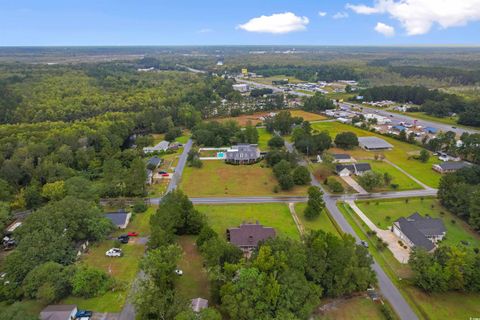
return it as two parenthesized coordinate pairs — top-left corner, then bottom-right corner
(75, 310), (93, 318)
(118, 235), (129, 244)
(360, 240), (369, 248)
(175, 269), (183, 276)
(127, 231), (139, 237)
(161, 173), (169, 177)
(158, 170), (167, 174)
(106, 248), (123, 257)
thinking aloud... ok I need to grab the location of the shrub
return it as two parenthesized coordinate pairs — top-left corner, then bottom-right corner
(292, 166), (311, 185)
(132, 200), (148, 213)
(71, 266), (115, 298)
(273, 185), (279, 193)
(268, 136), (285, 148)
(326, 177), (344, 193)
(278, 174), (294, 191)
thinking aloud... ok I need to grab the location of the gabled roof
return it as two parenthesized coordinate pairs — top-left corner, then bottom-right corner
(355, 163), (372, 172)
(395, 212), (446, 251)
(436, 161), (470, 171)
(147, 156), (162, 167)
(335, 164), (355, 173)
(335, 163), (371, 174)
(105, 211), (130, 227)
(40, 305), (76, 320)
(227, 222), (276, 248)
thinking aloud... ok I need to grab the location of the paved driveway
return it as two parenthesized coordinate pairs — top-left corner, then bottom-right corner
(341, 176), (368, 194)
(347, 201), (410, 263)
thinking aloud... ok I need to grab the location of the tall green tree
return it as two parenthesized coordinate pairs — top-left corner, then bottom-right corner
(304, 186), (325, 219)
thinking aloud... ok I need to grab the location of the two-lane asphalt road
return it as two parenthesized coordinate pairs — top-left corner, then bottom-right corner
(166, 139), (192, 193)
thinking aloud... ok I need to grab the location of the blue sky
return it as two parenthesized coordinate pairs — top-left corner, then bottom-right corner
(1, 0), (479, 46)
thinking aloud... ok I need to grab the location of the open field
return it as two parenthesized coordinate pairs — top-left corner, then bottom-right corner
(176, 236), (210, 300)
(311, 122), (442, 188)
(358, 160), (422, 191)
(257, 127), (273, 150)
(214, 109), (326, 127)
(338, 202), (480, 319)
(250, 75), (303, 85)
(295, 203), (339, 235)
(196, 203), (300, 240)
(181, 160), (309, 197)
(317, 296), (388, 320)
(356, 198), (480, 248)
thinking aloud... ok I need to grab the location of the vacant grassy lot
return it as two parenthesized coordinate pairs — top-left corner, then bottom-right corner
(289, 109), (327, 122)
(356, 198), (480, 248)
(295, 203), (339, 236)
(317, 296), (388, 320)
(181, 160), (308, 197)
(196, 203), (300, 240)
(251, 75), (303, 85)
(176, 236), (210, 300)
(311, 122), (441, 188)
(257, 127), (273, 150)
(359, 160), (422, 191)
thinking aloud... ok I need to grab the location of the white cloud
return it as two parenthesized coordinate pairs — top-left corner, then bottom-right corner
(318, 11), (327, 17)
(333, 12), (349, 19)
(347, 0), (480, 35)
(375, 22), (395, 36)
(197, 28), (213, 34)
(237, 12), (309, 34)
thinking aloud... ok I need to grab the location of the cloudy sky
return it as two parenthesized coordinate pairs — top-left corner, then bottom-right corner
(1, 0), (480, 46)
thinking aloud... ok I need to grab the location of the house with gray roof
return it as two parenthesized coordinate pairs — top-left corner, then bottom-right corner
(225, 144), (261, 164)
(227, 222), (276, 250)
(147, 156), (163, 170)
(105, 210), (132, 229)
(432, 161), (470, 174)
(393, 213), (446, 252)
(143, 140), (170, 154)
(40, 304), (77, 320)
(332, 153), (354, 163)
(335, 163), (371, 177)
(358, 137), (393, 150)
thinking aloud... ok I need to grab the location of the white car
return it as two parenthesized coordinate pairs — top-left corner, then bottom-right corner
(106, 248), (123, 257)
(175, 269), (183, 276)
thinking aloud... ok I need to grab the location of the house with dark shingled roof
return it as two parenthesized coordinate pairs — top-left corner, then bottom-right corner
(392, 213), (446, 252)
(227, 222), (276, 251)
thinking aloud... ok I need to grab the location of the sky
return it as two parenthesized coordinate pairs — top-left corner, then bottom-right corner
(1, 0), (480, 46)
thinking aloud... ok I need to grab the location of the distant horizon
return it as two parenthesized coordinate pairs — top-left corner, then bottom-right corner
(1, 44), (480, 48)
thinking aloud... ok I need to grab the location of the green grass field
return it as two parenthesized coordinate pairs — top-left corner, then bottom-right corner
(181, 160), (308, 197)
(317, 296), (389, 320)
(196, 203), (300, 240)
(311, 122), (441, 188)
(176, 236), (210, 300)
(295, 203), (339, 235)
(356, 198), (480, 248)
(338, 202), (480, 319)
(257, 127), (273, 150)
(360, 160), (422, 191)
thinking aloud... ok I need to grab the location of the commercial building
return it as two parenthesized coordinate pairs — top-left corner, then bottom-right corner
(232, 83), (249, 93)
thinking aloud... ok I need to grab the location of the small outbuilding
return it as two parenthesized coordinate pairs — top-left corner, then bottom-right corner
(105, 210), (132, 229)
(191, 298), (209, 313)
(147, 156), (163, 170)
(332, 153), (354, 163)
(40, 304), (77, 320)
(143, 140), (169, 154)
(358, 137), (393, 151)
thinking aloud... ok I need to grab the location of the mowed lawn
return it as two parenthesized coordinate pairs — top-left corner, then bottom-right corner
(289, 109), (326, 122)
(356, 198), (480, 248)
(311, 122), (441, 188)
(361, 160), (422, 191)
(63, 207), (155, 312)
(196, 203), (300, 240)
(181, 160), (309, 197)
(257, 127), (273, 151)
(295, 203), (340, 236)
(176, 236), (210, 300)
(317, 296), (387, 320)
